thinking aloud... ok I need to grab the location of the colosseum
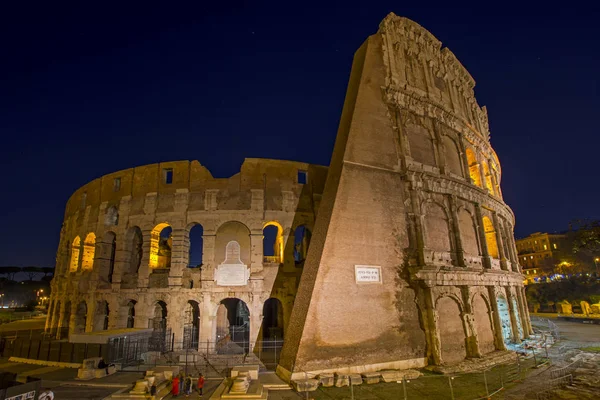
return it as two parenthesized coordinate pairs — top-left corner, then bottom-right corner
(47, 13), (531, 381)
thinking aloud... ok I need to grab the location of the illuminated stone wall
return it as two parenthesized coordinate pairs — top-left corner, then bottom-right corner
(277, 13), (531, 380)
(46, 158), (327, 348)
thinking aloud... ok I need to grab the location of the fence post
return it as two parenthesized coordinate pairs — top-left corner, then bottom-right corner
(532, 348), (537, 366)
(402, 378), (407, 400)
(350, 376), (354, 400)
(483, 369), (489, 397)
(448, 376), (455, 400)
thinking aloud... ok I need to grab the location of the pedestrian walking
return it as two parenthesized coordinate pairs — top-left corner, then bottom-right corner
(179, 372), (185, 394)
(171, 375), (180, 397)
(184, 374), (193, 397)
(197, 373), (205, 396)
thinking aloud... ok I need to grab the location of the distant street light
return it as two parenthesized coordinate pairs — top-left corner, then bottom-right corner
(595, 258), (599, 277)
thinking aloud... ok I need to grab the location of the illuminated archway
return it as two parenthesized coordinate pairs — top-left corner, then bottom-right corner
(81, 232), (96, 271)
(483, 216), (499, 259)
(482, 161), (495, 195)
(70, 237), (81, 272)
(149, 223), (172, 269)
(263, 221), (284, 263)
(466, 148), (482, 188)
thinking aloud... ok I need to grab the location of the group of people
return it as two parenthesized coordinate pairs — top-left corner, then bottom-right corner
(171, 372), (205, 397)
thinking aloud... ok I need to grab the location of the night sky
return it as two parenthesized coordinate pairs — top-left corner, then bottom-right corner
(1, 2), (599, 268)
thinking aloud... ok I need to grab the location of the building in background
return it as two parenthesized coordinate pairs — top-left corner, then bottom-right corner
(516, 232), (567, 283)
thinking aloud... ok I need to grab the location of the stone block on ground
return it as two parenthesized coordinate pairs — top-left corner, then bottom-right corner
(335, 374), (350, 387)
(291, 378), (320, 392)
(349, 373), (363, 385)
(361, 372), (380, 384)
(379, 369), (421, 382)
(319, 372), (334, 387)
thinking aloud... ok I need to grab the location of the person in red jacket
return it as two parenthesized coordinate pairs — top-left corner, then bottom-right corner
(197, 373), (205, 396)
(171, 375), (180, 397)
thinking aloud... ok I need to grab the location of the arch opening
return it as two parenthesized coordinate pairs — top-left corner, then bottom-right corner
(496, 295), (513, 344)
(483, 216), (499, 259)
(150, 223), (172, 269)
(126, 300), (136, 329)
(188, 224), (204, 268)
(466, 148), (482, 187)
(182, 300), (200, 350)
(151, 301), (168, 332)
(216, 298), (250, 354)
(458, 209), (480, 256)
(81, 233), (96, 271)
(261, 298), (284, 340)
(293, 225), (312, 266)
(70, 237), (81, 272)
(472, 294), (495, 354)
(105, 206), (119, 226)
(93, 301), (110, 331)
(263, 222), (283, 263)
(436, 297), (467, 364)
(74, 301), (87, 334)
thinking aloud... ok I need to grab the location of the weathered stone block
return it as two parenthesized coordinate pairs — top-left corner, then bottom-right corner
(361, 372), (380, 384)
(335, 374), (350, 387)
(349, 374), (363, 385)
(319, 373), (334, 387)
(291, 378), (320, 392)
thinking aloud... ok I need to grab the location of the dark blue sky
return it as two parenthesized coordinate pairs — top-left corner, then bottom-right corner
(1, 2), (599, 268)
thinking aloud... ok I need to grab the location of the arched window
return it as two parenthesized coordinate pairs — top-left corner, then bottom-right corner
(263, 221), (283, 263)
(458, 209), (480, 256)
(150, 223), (172, 269)
(70, 237), (81, 272)
(406, 123), (436, 166)
(188, 224), (204, 268)
(443, 136), (463, 177)
(81, 233), (96, 271)
(126, 301), (136, 329)
(466, 148), (482, 188)
(482, 216), (499, 259)
(293, 225), (312, 265)
(424, 202), (452, 252)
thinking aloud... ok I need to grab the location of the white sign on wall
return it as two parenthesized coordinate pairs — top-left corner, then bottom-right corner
(215, 240), (250, 286)
(355, 265), (382, 283)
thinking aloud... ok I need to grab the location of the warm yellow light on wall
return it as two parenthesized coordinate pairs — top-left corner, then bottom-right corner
(482, 161), (495, 196)
(70, 236), (81, 272)
(150, 222), (170, 269)
(263, 221), (284, 263)
(466, 148), (482, 188)
(482, 216), (499, 259)
(81, 232), (96, 271)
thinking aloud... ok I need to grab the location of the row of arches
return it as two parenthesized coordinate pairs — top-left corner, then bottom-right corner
(434, 290), (526, 365)
(405, 121), (501, 199)
(421, 200), (517, 270)
(47, 296), (285, 351)
(65, 219), (312, 278)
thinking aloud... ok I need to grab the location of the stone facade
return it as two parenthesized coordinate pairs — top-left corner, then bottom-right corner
(46, 158), (327, 349)
(47, 13), (531, 381)
(277, 14), (531, 381)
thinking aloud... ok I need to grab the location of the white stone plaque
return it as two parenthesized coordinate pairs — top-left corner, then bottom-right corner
(355, 265), (382, 283)
(215, 264), (250, 286)
(215, 241), (250, 286)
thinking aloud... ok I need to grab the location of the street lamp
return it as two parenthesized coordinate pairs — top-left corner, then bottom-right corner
(0, 294), (5, 309)
(594, 258), (599, 277)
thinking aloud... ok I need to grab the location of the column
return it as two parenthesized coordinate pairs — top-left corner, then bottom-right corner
(491, 212), (508, 270)
(460, 287), (481, 357)
(44, 299), (54, 332)
(249, 297), (263, 352)
(55, 301), (67, 339)
(457, 134), (470, 181)
(137, 229), (153, 288)
(486, 286), (507, 351)
(518, 287), (534, 335)
(449, 196), (466, 267)
(475, 204), (492, 269)
(250, 231), (264, 274)
(422, 287), (442, 365)
(201, 233), (216, 281)
(505, 287), (522, 343)
(110, 232), (129, 288)
(168, 228), (187, 287)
